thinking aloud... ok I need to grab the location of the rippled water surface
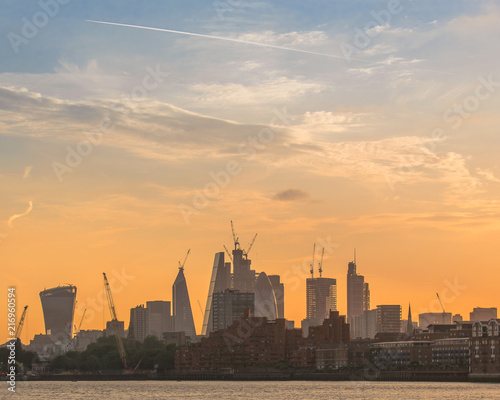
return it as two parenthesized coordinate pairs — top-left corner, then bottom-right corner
(4, 381), (500, 400)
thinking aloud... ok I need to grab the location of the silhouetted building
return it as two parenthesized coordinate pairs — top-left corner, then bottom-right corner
(406, 304), (414, 334)
(176, 317), (314, 371)
(212, 289), (254, 332)
(39, 285), (77, 341)
(306, 277), (337, 326)
(268, 275), (285, 319)
(376, 305), (402, 333)
(419, 312), (452, 328)
(173, 266), (197, 339)
(202, 252), (231, 336)
(326, 284), (338, 314)
(360, 309), (378, 339)
(470, 307), (497, 322)
(147, 300), (173, 339)
(232, 246), (256, 293)
(347, 254), (369, 336)
(163, 331), (186, 347)
(453, 314), (463, 323)
(105, 320), (125, 338)
(254, 272), (278, 320)
(128, 305), (148, 342)
(75, 330), (103, 351)
(308, 311), (350, 344)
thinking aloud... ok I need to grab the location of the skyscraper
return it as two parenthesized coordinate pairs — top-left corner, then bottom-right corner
(39, 285), (77, 340)
(202, 252), (231, 336)
(268, 275), (285, 319)
(212, 289), (254, 332)
(232, 246), (256, 292)
(128, 304), (148, 342)
(326, 283), (338, 315)
(146, 300), (173, 339)
(346, 252), (369, 336)
(254, 272), (278, 320)
(306, 277), (337, 326)
(173, 266), (196, 339)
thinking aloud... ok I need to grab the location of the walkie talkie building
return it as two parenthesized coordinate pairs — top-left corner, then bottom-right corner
(39, 285), (77, 340)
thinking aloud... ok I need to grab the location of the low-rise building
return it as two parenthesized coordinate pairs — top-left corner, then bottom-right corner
(470, 319), (500, 377)
(431, 338), (469, 367)
(372, 341), (432, 368)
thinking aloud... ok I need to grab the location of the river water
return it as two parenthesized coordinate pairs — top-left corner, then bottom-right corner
(3, 381), (499, 399)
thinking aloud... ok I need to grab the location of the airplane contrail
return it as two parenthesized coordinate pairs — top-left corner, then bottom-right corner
(8, 201), (33, 228)
(86, 20), (370, 63)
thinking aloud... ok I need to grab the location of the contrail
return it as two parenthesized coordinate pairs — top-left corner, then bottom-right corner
(8, 201), (33, 228)
(86, 20), (370, 63)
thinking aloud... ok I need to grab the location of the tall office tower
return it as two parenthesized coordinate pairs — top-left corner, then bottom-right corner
(470, 307), (497, 322)
(268, 275), (285, 319)
(363, 283), (370, 311)
(254, 272), (278, 320)
(146, 301), (173, 339)
(346, 253), (369, 336)
(232, 246), (256, 292)
(306, 277), (337, 326)
(173, 266), (197, 339)
(325, 283), (338, 314)
(202, 252), (231, 336)
(212, 289), (254, 332)
(39, 285), (77, 340)
(376, 305), (402, 333)
(128, 304), (148, 342)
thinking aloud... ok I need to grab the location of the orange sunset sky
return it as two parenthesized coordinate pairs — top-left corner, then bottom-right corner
(1, 1), (500, 343)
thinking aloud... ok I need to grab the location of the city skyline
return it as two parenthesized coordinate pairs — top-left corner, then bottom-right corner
(2, 1), (500, 348)
(6, 238), (499, 343)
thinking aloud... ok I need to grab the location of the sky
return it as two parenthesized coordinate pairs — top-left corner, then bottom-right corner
(1, 0), (500, 343)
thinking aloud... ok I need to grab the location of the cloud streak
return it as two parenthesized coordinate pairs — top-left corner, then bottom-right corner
(8, 201), (33, 228)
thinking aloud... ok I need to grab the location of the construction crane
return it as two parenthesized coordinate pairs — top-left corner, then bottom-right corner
(436, 293), (446, 314)
(223, 245), (233, 262)
(74, 309), (87, 337)
(318, 247), (325, 278)
(310, 243), (316, 279)
(178, 249), (191, 271)
(15, 305), (28, 339)
(103, 272), (127, 370)
(230, 220), (240, 250)
(243, 233), (257, 260)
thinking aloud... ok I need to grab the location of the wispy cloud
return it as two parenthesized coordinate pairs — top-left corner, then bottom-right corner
(8, 201), (33, 228)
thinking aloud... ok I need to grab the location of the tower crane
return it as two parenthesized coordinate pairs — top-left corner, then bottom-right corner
(178, 249), (191, 271)
(243, 234), (257, 260)
(310, 243), (316, 279)
(15, 305), (28, 339)
(103, 272), (127, 370)
(318, 247), (325, 278)
(436, 293), (446, 314)
(74, 309), (87, 337)
(230, 220), (240, 250)
(223, 245), (233, 262)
